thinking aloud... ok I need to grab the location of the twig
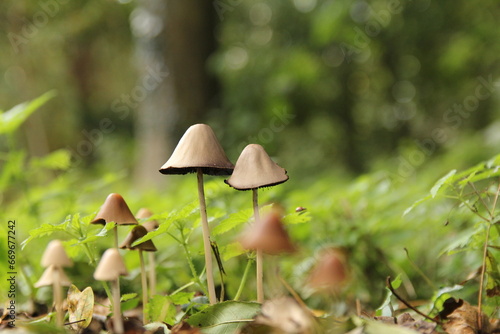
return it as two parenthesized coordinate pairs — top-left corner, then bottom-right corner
(477, 223), (492, 331)
(386, 276), (440, 324)
(403, 248), (435, 289)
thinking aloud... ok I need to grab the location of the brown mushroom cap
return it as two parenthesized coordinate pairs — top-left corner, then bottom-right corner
(225, 144), (288, 190)
(35, 265), (71, 287)
(94, 248), (128, 281)
(136, 208), (159, 232)
(119, 225), (157, 252)
(41, 240), (72, 268)
(159, 124), (234, 176)
(240, 211), (295, 255)
(91, 193), (139, 226)
(307, 248), (349, 291)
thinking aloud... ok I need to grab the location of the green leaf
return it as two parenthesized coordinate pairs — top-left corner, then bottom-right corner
(375, 275), (402, 317)
(430, 170), (456, 198)
(212, 208), (253, 237)
(186, 301), (260, 333)
(0, 90), (56, 134)
(132, 201), (198, 247)
(30, 149), (71, 171)
(169, 291), (195, 305)
(403, 194), (432, 216)
(147, 295), (176, 325)
(428, 285), (463, 317)
(220, 242), (246, 262)
(121, 293), (138, 302)
(21, 221), (69, 249)
(283, 211), (311, 225)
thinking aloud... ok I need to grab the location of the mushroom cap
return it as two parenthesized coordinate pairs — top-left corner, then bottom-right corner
(225, 144), (288, 190)
(119, 225), (157, 252)
(90, 193), (139, 226)
(41, 240), (72, 268)
(240, 211), (295, 255)
(159, 124), (234, 176)
(34, 265), (71, 287)
(94, 248), (128, 281)
(307, 248), (349, 291)
(136, 208), (159, 232)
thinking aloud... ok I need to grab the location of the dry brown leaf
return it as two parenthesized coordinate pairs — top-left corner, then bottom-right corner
(441, 299), (493, 334)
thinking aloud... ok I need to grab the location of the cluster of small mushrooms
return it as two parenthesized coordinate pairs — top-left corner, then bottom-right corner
(36, 124), (347, 332)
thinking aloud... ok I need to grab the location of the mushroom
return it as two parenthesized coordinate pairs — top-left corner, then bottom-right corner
(159, 123), (234, 304)
(136, 208), (159, 297)
(94, 248), (128, 334)
(239, 210), (295, 302)
(119, 225), (157, 323)
(225, 144), (289, 303)
(307, 248), (349, 294)
(91, 193), (139, 249)
(35, 240), (73, 326)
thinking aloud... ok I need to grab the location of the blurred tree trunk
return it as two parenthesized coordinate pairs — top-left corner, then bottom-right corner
(133, 0), (217, 188)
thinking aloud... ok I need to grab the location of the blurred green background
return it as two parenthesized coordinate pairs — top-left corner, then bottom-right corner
(2, 0), (499, 183)
(1, 0), (500, 315)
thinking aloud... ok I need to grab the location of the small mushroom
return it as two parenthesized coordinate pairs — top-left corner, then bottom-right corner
(226, 144), (289, 303)
(91, 193), (139, 248)
(159, 124), (234, 305)
(94, 248), (128, 334)
(240, 210), (296, 255)
(36, 240), (72, 327)
(136, 208), (159, 297)
(120, 225), (157, 324)
(239, 210), (295, 302)
(307, 248), (349, 294)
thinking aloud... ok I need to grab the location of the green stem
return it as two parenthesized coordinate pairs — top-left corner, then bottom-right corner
(171, 281), (195, 296)
(477, 223), (492, 331)
(234, 257), (254, 301)
(180, 230), (208, 297)
(82, 242), (113, 301)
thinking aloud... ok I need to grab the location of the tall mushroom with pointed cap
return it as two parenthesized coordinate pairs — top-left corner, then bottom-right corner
(225, 144), (289, 303)
(35, 240), (73, 326)
(159, 123), (234, 305)
(136, 208), (160, 297)
(119, 225), (157, 323)
(90, 193), (138, 249)
(94, 248), (128, 334)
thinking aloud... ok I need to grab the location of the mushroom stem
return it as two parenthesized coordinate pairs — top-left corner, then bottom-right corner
(197, 168), (217, 305)
(148, 252), (156, 297)
(53, 268), (63, 326)
(139, 250), (148, 324)
(112, 278), (124, 334)
(253, 188), (264, 303)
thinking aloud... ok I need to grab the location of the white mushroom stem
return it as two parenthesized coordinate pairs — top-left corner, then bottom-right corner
(197, 168), (217, 305)
(112, 278), (124, 334)
(52, 267), (63, 326)
(112, 225), (122, 318)
(148, 252), (156, 297)
(139, 250), (148, 324)
(253, 188), (264, 303)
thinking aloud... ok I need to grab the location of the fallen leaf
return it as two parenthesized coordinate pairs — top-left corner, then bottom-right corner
(440, 298), (492, 334)
(67, 284), (94, 330)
